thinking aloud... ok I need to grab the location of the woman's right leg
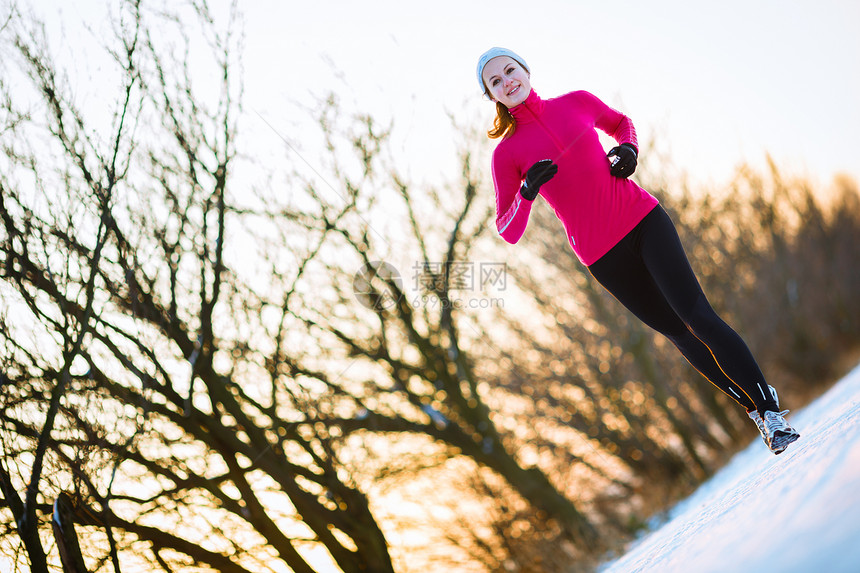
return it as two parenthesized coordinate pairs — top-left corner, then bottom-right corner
(633, 207), (778, 414)
(591, 207), (797, 452)
(588, 219), (759, 412)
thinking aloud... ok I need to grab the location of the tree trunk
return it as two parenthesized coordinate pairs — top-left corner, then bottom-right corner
(52, 493), (89, 573)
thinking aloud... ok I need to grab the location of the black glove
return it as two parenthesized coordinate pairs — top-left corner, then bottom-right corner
(608, 143), (638, 178)
(520, 159), (558, 201)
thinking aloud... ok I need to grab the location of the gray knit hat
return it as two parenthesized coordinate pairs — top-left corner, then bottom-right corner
(476, 47), (530, 97)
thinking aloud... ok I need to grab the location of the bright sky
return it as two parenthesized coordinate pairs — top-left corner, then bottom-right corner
(31, 0), (860, 191)
(240, 0), (860, 189)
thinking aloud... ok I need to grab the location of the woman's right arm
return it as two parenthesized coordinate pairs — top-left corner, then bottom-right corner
(492, 152), (533, 244)
(493, 154), (557, 244)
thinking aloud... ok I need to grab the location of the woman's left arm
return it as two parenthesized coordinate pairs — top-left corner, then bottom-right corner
(577, 90), (638, 151)
(577, 91), (639, 177)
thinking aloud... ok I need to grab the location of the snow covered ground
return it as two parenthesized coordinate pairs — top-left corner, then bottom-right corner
(599, 362), (860, 573)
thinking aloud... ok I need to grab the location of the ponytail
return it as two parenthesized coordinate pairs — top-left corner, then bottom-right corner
(488, 102), (516, 139)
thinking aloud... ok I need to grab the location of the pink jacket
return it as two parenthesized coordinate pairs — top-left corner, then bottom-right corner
(492, 89), (658, 266)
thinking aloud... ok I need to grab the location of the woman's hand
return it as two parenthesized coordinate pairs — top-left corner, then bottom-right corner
(520, 159), (558, 200)
(608, 144), (638, 178)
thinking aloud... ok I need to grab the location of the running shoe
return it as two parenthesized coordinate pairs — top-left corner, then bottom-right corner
(748, 385), (779, 449)
(749, 409), (768, 447)
(762, 409), (800, 454)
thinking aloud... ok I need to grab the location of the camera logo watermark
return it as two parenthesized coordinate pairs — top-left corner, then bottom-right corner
(352, 261), (403, 310)
(353, 260), (506, 310)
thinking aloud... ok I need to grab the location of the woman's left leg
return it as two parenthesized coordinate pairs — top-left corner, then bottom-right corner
(590, 214), (758, 412)
(637, 206), (778, 414)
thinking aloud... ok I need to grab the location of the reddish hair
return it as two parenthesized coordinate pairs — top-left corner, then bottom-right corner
(487, 101), (516, 139)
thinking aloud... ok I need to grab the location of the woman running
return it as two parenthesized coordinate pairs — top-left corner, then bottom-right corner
(477, 46), (800, 454)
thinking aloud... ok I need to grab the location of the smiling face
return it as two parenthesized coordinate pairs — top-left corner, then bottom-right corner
(481, 56), (531, 108)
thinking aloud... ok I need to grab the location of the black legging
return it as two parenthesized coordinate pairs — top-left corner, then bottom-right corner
(588, 205), (778, 414)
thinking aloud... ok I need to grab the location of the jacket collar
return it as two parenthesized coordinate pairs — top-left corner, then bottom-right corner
(508, 89), (544, 124)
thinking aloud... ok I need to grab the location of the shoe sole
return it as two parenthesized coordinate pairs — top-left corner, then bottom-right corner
(770, 430), (800, 455)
